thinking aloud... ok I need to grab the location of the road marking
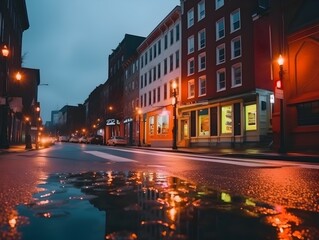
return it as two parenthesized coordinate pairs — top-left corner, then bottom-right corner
(84, 151), (137, 163)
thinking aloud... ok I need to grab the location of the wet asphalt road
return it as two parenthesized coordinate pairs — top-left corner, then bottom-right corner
(0, 142), (318, 239)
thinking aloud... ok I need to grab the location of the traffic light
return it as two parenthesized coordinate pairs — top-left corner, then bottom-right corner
(276, 79), (283, 90)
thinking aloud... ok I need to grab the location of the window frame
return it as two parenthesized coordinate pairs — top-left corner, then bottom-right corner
(231, 36), (241, 59)
(198, 29), (206, 50)
(216, 18), (225, 40)
(231, 62), (242, 87)
(216, 44), (225, 65)
(215, 0), (224, 10)
(198, 75), (206, 97)
(230, 9), (241, 33)
(188, 35), (194, 54)
(217, 68), (226, 92)
(187, 58), (195, 76)
(198, 1), (205, 21)
(198, 52), (206, 72)
(188, 79), (195, 99)
(187, 8), (194, 28)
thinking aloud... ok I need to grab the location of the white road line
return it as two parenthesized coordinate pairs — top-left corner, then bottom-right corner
(84, 151), (137, 163)
(101, 148), (319, 169)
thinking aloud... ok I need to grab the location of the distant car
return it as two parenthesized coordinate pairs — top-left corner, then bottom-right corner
(106, 136), (127, 146)
(38, 135), (55, 147)
(79, 136), (88, 143)
(59, 135), (69, 142)
(87, 135), (103, 145)
(69, 136), (79, 143)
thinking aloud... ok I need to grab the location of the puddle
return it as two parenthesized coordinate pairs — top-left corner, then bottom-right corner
(5, 171), (319, 239)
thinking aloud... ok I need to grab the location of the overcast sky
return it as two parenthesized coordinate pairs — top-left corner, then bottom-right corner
(22, 0), (179, 122)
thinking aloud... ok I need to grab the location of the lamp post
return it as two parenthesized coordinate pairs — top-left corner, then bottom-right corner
(138, 109), (142, 147)
(0, 45), (10, 148)
(172, 81), (178, 150)
(277, 55), (286, 153)
(25, 116), (32, 149)
(35, 105), (40, 149)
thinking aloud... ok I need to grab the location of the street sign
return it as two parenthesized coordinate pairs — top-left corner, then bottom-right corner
(275, 88), (284, 99)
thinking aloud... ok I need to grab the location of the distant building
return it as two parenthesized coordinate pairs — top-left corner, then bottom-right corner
(137, 6), (181, 147)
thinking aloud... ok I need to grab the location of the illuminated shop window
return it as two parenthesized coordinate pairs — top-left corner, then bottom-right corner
(221, 105), (233, 134)
(198, 108), (209, 136)
(245, 104), (257, 131)
(149, 116), (155, 135)
(157, 113), (169, 134)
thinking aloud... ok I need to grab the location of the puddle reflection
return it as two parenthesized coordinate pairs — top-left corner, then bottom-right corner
(11, 171), (319, 239)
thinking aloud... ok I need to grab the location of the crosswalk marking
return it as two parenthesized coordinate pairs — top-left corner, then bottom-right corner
(84, 151), (137, 162)
(84, 149), (319, 169)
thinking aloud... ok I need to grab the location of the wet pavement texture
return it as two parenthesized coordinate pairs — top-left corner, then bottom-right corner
(2, 171), (318, 240)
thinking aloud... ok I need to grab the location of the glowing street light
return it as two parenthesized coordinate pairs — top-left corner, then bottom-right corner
(277, 54), (286, 153)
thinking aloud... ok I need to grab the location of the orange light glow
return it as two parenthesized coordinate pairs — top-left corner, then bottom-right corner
(277, 54), (284, 66)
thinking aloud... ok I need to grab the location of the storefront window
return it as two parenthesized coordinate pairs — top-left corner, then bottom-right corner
(198, 108), (209, 136)
(245, 104), (257, 131)
(157, 113), (169, 134)
(149, 116), (155, 135)
(221, 105), (233, 134)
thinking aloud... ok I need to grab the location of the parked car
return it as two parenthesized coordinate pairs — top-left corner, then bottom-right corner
(69, 136), (79, 143)
(87, 135), (103, 145)
(38, 135), (55, 147)
(106, 136), (127, 146)
(59, 135), (69, 142)
(79, 136), (88, 143)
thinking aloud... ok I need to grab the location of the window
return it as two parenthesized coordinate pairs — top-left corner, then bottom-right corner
(215, 0), (224, 9)
(198, 52), (206, 71)
(188, 36), (194, 54)
(175, 24), (180, 41)
(149, 48), (152, 61)
(158, 40), (161, 55)
(187, 8), (194, 28)
(221, 105), (233, 134)
(170, 54), (174, 72)
(164, 58), (168, 75)
(164, 34), (168, 49)
(216, 18), (225, 40)
(217, 69), (226, 91)
(144, 93), (147, 107)
(231, 9), (241, 32)
(163, 83), (168, 100)
(198, 108), (209, 136)
(188, 79), (195, 98)
(175, 50), (179, 69)
(198, 1), (205, 21)
(148, 91), (151, 105)
(199, 76), (206, 96)
(232, 63), (242, 87)
(153, 89), (156, 103)
(157, 86), (161, 102)
(145, 52), (148, 65)
(231, 37), (241, 59)
(140, 55), (144, 68)
(216, 44), (225, 64)
(188, 58), (195, 76)
(144, 73), (147, 87)
(157, 63), (161, 78)
(140, 75), (144, 89)
(198, 29), (206, 50)
(245, 104), (257, 131)
(296, 101), (319, 126)
(149, 69), (152, 84)
(170, 29), (174, 45)
(149, 116), (155, 135)
(153, 44), (157, 58)
(153, 66), (156, 81)
(157, 114), (169, 134)
(140, 95), (143, 108)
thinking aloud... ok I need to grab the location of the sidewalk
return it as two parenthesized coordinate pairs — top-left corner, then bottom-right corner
(1, 143), (318, 162)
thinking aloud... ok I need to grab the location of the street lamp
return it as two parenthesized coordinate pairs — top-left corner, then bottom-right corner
(172, 81), (178, 150)
(25, 116), (32, 149)
(35, 105), (40, 149)
(277, 54), (286, 153)
(138, 109), (142, 147)
(0, 45), (10, 148)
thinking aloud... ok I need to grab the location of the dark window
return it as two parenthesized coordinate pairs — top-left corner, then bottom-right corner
(140, 75), (143, 88)
(210, 107), (218, 136)
(170, 54), (174, 72)
(175, 24), (180, 41)
(175, 50), (180, 68)
(157, 87), (161, 102)
(153, 66), (156, 81)
(164, 83), (167, 100)
(157, 63), (161, 78)
(297, 101), (319, 126)
(164, 34), (168, 49)
(164, 58), (168, 75)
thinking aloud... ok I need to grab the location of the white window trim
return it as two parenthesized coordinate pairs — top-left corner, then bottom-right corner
(215, 0), (224, 10)
(198, 75), (206, 97)
(188, 79), (195, 99)
(216, 18), (225, 40)
(231, 36), (241, 59)
(198, 52), (206, 72)
(188, 35), (194, 54)
(217, 68), (226, 92)
(198, 29), (206, 50)
(187, 8), (194, 28)
(187, 58), (195, 76)
(230, 9), (241, 33)
(198, 1), (205, 22)
(231, 63), (242, 88)
(216, 44), (225, 65)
